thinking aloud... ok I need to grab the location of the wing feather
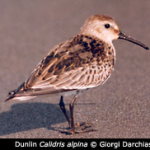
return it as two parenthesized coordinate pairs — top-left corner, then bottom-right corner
(8, 34), (115, 99)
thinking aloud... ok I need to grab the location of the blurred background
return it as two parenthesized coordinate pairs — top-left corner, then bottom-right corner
(0, 0), (150, 138)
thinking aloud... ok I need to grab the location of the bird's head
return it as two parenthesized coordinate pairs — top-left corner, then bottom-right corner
(80, 15), (149, 50)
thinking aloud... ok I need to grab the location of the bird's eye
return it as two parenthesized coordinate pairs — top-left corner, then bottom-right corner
(104, 24), (110, 29)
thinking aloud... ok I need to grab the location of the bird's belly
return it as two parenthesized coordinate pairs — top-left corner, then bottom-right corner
(96, 64), (114, 85)
(85, 62), (114, 88)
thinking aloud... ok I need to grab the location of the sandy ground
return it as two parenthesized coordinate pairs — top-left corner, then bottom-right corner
(0, 0), (150, 138)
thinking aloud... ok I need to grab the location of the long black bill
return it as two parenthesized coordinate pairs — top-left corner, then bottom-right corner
(119, 31), (149, 50)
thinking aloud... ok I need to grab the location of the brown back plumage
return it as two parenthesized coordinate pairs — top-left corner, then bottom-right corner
(6, 34), (115, 101)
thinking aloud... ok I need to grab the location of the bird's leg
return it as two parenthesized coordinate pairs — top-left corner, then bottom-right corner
(69, 95), (77, 134)
(59, 96), (71, 128)
(59, 94), (95, 134)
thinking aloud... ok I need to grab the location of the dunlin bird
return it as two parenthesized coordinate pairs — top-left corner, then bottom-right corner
(6, 15), (149, 134)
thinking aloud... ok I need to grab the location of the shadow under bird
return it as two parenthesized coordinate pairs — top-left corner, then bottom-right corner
(6, 15), (149, 134)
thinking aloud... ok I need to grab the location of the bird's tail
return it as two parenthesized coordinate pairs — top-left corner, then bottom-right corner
(5, 82), (75, 101)
(5, 82), (36, 101)
(5, 92), (36, 101)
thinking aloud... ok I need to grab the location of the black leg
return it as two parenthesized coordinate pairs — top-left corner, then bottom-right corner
(69, 95), (77, 134)
(59, 96), (71, 128)
(59, 94), (95, 134)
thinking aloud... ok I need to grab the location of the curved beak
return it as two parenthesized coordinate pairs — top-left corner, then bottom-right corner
(119, 31), (149, 50)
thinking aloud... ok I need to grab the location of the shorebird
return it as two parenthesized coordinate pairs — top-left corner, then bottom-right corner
(6, 15), (149, 134)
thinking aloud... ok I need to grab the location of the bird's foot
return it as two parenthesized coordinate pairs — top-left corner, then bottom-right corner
(75, 122), (96, 133)
(59, 122), (96, 135)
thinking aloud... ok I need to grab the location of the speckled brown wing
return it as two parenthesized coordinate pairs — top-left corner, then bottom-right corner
(17, 34), (115, 96)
